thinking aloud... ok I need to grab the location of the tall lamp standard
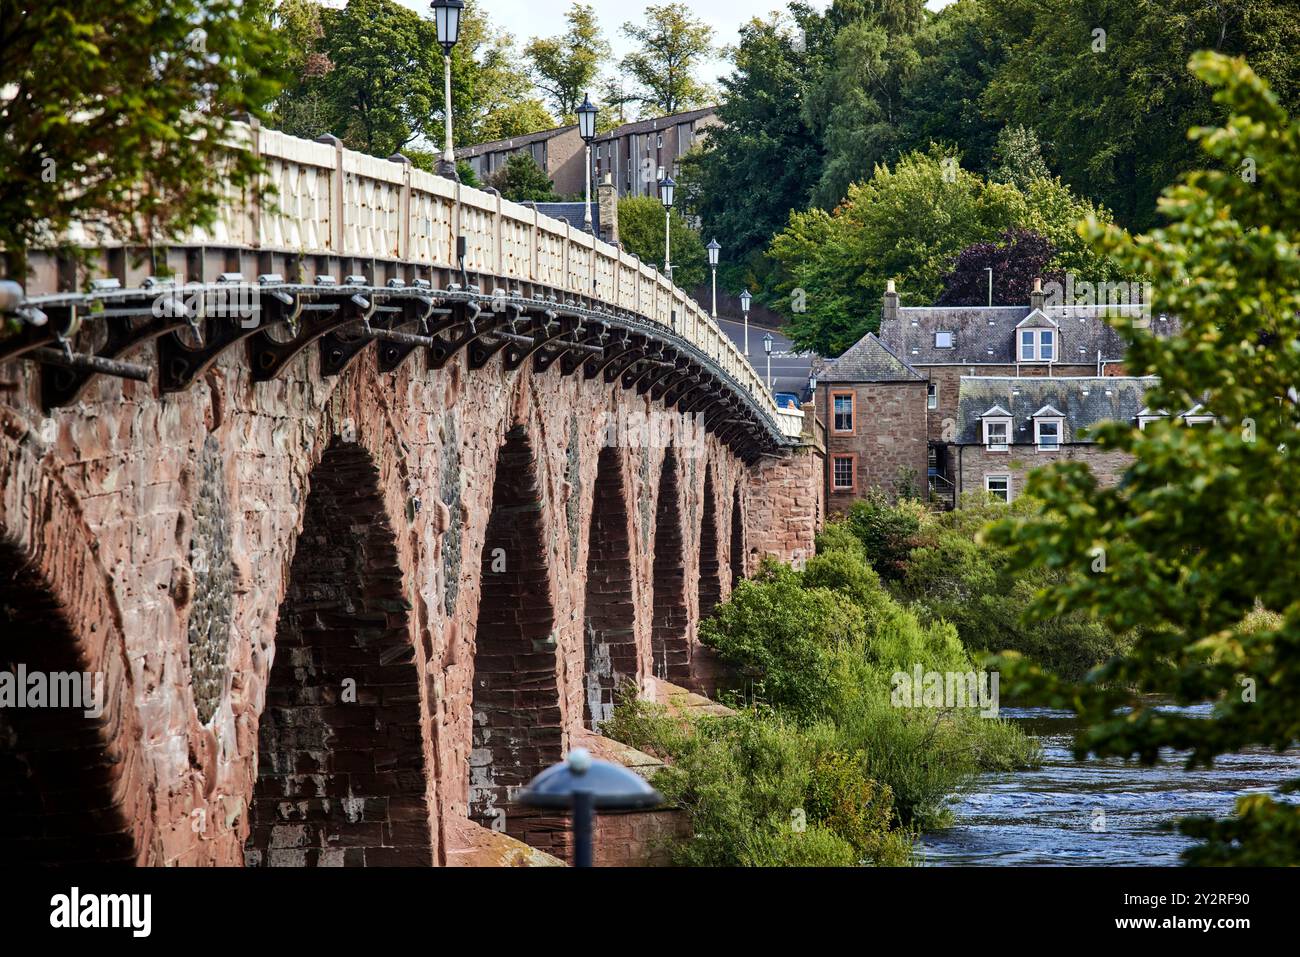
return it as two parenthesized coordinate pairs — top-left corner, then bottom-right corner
(740, 288), (752, 356)
(577, 94), (598, 233)
(763, 332), (774, 392)
(706, 238), (721, 317)
(431, 0), (465, 180)
(659, 175), (676, 280)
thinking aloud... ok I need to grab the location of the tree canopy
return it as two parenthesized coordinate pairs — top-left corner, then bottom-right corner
(619, 4), (715, 116)
(525, 3), (610, 121)
(0, 0), (283, 273)
(766, 148), (1116, 355)
(617, 195), (707, 290)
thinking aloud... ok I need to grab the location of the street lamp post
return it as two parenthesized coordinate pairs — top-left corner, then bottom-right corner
(706, 238), (721, 317)
(577, 94), (598, 234)
(659, 175), (675, 280)
(764, 332), (774, 392)
(520, 748), (664, 867)
(740, 288), (752, 356)
(431, 0), (464, 181)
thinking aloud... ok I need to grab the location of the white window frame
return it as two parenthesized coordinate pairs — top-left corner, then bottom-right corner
(927, 382), (938, 410)
(985, 474), (1011, 502)
(1034, 417), (1063, 450)
(983, 416), (1012, 451)
(1018, 328), (1056, 362)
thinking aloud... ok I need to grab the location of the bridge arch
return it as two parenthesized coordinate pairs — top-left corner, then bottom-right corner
(651, 446), (689, 683)
(469, 424), (567, 853)
(0, 427), (147, 865)
(247, 437), (434, 866)
(730, 482), (745, 589)
(581, 444), (638, 731)
(698, 463), (722, 619)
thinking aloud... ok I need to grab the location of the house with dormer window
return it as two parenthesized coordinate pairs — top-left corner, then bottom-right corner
(951, 376), (1156, 503)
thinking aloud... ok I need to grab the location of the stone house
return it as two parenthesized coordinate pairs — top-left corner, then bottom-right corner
(950, 375), (1155, 503)
(872, 281), (1182, 506)
(812, 332), (929, 513)
(456, 124), (587, 196)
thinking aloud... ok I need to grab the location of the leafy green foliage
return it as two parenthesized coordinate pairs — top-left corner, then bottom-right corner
(525, 3), (610, 120)
(487, 152), (559, 203)
(269, 0), (550, 157)
(982, 54), (1300, 865)
(616, 195), (707, 289)
(981, 0), (1300, 230)
(619, 3), (714, 116)
(1, 0), (284, 271)
(841, 490), (926, 582)
(767, 148), (1117, 354)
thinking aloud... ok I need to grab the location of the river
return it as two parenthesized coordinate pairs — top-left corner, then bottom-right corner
(919, 704), (1300, 866)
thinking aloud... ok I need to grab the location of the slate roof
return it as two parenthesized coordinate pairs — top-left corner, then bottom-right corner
(816, 332), (924, 383)
(878, 305), (1181, 365)
(455, 124), (578, 159)
(954, 376), (1156, 444)
(525, 201), (601, 237)
(596, 107), (717, 141)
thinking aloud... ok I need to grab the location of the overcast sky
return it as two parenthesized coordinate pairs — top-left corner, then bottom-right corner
(395, 0), (954, 87)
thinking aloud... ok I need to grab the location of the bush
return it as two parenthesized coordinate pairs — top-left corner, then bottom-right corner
(700, 560), (867, 719)
(843, 489), (928, 581)
(606, 700), (910, 867)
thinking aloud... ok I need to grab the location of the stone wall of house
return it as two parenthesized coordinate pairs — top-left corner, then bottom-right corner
(0, 329), (809, 866)
(821, 381), (929, 511)
(956, 443), (1133, 503)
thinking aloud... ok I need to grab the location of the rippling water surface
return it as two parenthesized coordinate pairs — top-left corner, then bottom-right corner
(919, 705), (1300, 866)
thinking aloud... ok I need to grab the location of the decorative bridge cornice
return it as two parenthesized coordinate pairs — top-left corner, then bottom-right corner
(0, 122), (803, 461)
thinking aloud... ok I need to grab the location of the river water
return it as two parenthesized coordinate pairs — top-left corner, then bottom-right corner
(919, 704), (1300, 866)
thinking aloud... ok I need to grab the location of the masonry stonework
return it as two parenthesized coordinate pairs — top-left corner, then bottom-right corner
(957, 445), (1133, 502)
(0, 314), (821, 865)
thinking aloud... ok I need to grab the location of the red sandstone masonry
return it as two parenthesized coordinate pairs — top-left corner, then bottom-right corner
(0, 327), (816, 864)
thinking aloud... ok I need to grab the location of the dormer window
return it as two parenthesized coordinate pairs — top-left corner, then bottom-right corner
(1019, 328), (1055, 361)
(1015, 309), (1059, 362)
(1030, 405), (1064, 450)
(935, 331), (953, 348)
(980, 405), (1013, 451)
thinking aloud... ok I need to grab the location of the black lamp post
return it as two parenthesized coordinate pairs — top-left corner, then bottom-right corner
(740, 288), (752, 356)
(520, 747), (664, 867)
(706, 238), (721, 318)
(659, 175), (676, 280)
(431, 0), (464, 180)
(764, 332), (774, 391)
(577, 93), (598, 233)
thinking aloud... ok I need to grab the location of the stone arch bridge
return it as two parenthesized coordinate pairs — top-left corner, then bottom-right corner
(0, 124), (823, 866)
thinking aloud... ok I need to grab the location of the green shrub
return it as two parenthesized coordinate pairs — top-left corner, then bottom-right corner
(843, 489), (928, 581)
(700, 561), (867, 719)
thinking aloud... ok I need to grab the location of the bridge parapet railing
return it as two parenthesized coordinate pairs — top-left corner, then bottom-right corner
(26, 121), (801, 441)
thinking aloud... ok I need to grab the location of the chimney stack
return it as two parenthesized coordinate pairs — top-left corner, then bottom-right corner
(883, 279), (899, 324)
(1030, 276), (1045, 311)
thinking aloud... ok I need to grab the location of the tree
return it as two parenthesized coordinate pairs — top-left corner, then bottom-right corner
(805, 14), (920, 208)
(766, 147), (1116, 355)
(0, 0), (284, 275)
(981, 0), (1300, 229)
(989, 124), (1049, 190)
(314, 0), (441, 156)
(617, 196), (707, 289)
(525, 3), (610, 121)
(677, 7), (831, 288)
(487, 152), (559, 203)
(985, 54), (1300, 865)
(620, 4), (714, 116)
(935, 227), (1057, 306)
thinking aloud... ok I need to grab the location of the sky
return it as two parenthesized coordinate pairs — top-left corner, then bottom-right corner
(395, 0), (954, 87)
